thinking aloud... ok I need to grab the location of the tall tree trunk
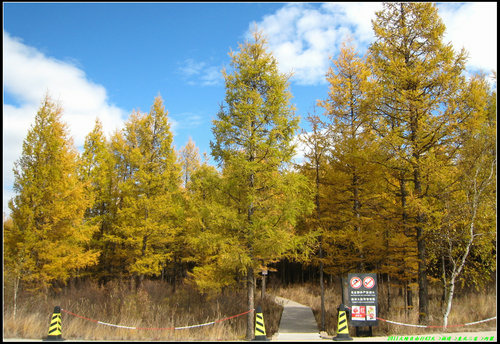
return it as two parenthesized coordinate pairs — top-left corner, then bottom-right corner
(247, 266), (255, 340)
(314, 151), (326, 331)
(247, 155), (255, 340)
(13, 276), (20, 320)
(415, 167), (429, 324)
(353, 172), (364, 270)
(400, 172), (409, 231)
(319, 241), (325, 331)
(441, 255), (446, 312)
(406, 283), (413, 318)
(410, 109), (429, 324)
(404, 281), (408, 320)
(443, 278), (455, 328)
(443, 194), (481, 327)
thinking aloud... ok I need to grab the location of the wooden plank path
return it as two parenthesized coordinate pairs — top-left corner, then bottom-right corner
(272, 296), (322, 341)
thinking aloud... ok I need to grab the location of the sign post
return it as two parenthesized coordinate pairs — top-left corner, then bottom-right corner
(347, 273), (378, 329)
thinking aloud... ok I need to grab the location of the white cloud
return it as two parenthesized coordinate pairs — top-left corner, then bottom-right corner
(291, 132), (311, 165)
(179, 58), (223, 86)
(200, 65), (222, 86)
(291, 126), (333, 167)
(438, 2), (497, 73)
(3, 31), (127, 216)
(248, 2), (496, 86)
(247, 3), (383, 86)
(179, 58), (206, 77)
(321, 2), (383, 43)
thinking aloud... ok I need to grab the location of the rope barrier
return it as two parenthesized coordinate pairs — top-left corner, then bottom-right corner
(61, 305), (496, 331)
(378, 316), (497, 329)
(61, 308), (254, 331)
(343, 305), (496, 329)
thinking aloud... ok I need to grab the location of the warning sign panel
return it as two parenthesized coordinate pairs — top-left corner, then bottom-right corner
(348, 273), (378, 326)
(351, 306), (366, 321)
(367, 306), (377, 321)
(363, 276), (375, 289)
(350, 276), (362, 289)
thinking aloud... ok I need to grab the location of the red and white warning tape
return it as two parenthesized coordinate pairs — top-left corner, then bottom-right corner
(61, 308), (254, 331)
(378, 316), (497, 328)
(344, 305), (496, 329)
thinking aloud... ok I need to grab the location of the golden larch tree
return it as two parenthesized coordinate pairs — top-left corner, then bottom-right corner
(8, 95), (99, 293)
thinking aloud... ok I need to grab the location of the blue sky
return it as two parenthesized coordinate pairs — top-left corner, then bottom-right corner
(3, 2), (497, 216)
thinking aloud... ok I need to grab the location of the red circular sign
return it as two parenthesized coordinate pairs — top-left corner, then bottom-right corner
(350, 276), (362, 289)
(363, 276), (375, 289)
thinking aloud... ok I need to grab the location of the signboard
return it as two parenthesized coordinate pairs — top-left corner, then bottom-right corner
(351, 305), (366, 321)
(347, 273), (378, 326)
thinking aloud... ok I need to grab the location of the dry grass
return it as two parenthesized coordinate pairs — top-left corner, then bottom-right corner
(268, 280), (497, 336)
(4, 278), (495, 340)
(3, 279), (282, 341)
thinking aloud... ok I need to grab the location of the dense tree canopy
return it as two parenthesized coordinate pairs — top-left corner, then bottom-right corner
(4, 2), (496, 337)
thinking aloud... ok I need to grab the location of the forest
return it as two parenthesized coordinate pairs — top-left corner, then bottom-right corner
(3, 3), (496, 340)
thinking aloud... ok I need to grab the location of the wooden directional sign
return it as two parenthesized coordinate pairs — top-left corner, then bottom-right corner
(347, 273), (378, 326)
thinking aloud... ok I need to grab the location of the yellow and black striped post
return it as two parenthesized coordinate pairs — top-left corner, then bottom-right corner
(253, 305), (268, 341)
(43, 306), (64, 341)
(333, 304), (352, 341)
